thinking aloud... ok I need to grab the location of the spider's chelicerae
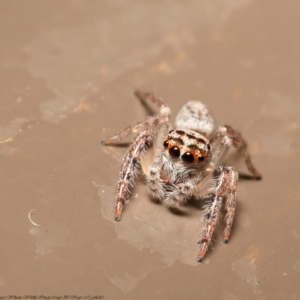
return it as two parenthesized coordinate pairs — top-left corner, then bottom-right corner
(102, 90), (261, 262)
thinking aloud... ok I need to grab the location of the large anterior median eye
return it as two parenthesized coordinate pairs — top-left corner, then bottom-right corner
(181, 152), (194, 164)
(169, 147), (180, 158)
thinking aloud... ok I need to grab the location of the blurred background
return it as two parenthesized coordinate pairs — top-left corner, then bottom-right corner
(0, 0), (300, 299)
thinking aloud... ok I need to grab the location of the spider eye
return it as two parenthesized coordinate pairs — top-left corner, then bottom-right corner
(169, 147), (180, 158)
(181, 152), (194, 164)
(163, 141), (169, 148)
(198, 156), (205, 162)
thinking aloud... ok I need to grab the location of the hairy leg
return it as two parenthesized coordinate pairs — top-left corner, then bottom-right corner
(133, 91), (171, 200)
(222, 166), (238, 243)
(102, 91), (171, 218)
(224, 125), (261, 179)
(198, 166), (238, 262)
(114, 129), (153, 221)
(198, 195), (222, 262)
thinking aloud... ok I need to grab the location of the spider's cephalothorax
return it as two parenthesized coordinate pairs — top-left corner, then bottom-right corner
(164, 129), (211, 165)
(102, 90), (261, 262)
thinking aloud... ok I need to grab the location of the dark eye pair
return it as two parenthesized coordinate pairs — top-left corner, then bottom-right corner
(170, 147), (194, 163)
(164, 141), (205, 163)
(164, 142), (195, 164)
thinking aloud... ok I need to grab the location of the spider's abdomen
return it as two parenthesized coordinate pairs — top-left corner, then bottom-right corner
(175, 101), (215, 140)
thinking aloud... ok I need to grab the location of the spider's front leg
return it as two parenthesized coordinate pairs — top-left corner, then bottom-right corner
(198, 166), (238, 262)
(114, 129), (153, 221)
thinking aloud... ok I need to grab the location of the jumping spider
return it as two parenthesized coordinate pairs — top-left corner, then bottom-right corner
(102, 90), (261, 262)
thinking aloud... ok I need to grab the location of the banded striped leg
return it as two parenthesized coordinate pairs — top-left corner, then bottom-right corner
(114, 129), (153, 221)
(197, 166), (238, 262)
(198, 195), (222, 262)
(223, 167), (239, 243)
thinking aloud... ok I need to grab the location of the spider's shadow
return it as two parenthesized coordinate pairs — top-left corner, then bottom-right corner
(167, 197), (206, 217)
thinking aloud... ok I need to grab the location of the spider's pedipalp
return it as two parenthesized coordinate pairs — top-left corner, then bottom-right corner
(163, 175), (201, 207)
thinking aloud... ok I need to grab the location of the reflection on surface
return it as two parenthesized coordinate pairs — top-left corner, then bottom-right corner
(232, 258), (262, 294)
(29, 222), (70, 256)
(105, 259), (165, 291)
(95, 182), (203, 266)
(93, 181), (209, 290)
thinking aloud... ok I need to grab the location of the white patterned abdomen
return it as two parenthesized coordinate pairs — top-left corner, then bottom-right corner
(175, 100), (216, 140)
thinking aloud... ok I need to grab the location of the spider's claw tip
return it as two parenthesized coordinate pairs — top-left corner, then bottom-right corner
(223, 239), (228, 244)
(115, 216), (122, 222)
(197, 257), (203, 263)
(101, 140), (106, 146)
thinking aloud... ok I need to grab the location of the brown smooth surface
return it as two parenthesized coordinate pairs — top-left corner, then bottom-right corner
(1, 0), (300, 299)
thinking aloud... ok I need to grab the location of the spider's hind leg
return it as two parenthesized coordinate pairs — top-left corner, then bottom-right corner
(134, 90), (168, 109)
(102, 90), (170, 146)
(223, 125), (261, 179)
(101, 116), (159, 145)
(212, 125), (262, 180)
